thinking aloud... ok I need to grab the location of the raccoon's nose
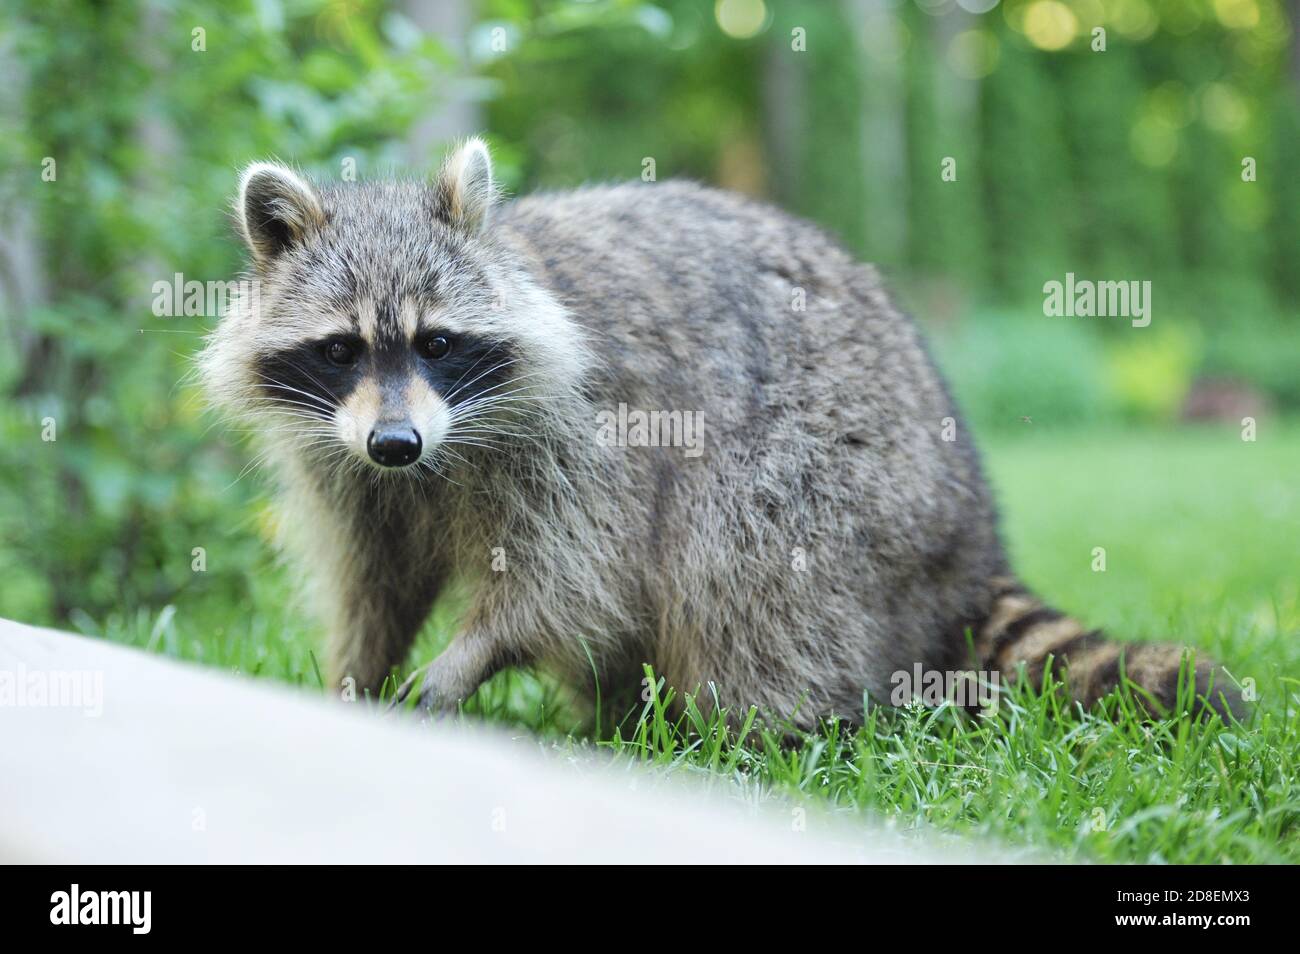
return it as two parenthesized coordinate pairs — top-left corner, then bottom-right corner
(367, 426), (422, 468)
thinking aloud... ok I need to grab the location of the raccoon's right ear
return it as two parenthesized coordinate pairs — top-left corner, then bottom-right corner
(237, 162), (325, 266)
(432, 137), (496, 234)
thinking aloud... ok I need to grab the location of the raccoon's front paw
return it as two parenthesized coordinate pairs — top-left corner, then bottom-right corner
(386, 635), (499, 717)
(387, 662), (456, 715)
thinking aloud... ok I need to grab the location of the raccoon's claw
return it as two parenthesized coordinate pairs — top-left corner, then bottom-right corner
(386, 667), (426, 713)
(386, 663), (456, 719)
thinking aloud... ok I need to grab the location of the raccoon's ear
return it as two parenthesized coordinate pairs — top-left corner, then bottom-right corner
(237, 162), (325, 266)
(432, 137), (495, 234)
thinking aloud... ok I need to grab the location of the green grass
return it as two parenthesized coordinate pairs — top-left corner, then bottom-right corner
(80, 423), (1300, 863)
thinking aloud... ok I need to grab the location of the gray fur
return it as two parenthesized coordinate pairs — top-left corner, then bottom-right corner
(200, 141), (1237, 727)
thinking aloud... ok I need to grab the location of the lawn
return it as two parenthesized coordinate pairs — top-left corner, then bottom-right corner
(83, 424), (1300, 863)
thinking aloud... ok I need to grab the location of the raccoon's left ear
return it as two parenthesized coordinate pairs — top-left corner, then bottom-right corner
(432, 137), (495, 234)
(237, 162), (325, 267)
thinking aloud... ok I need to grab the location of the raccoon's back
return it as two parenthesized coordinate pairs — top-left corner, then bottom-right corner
(497, 180), (998, 566)
(494, 181), (967, 460)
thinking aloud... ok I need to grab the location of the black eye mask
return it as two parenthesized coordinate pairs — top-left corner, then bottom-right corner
(256, 338), (363, 417)
(255, 332), (516, 418)
(414, 334), (516, 410)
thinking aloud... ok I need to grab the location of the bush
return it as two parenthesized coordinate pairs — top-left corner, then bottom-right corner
(930, 310), (1121, 433)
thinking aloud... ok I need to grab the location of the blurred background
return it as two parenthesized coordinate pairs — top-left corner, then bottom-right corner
(1, 0), (1296, 677)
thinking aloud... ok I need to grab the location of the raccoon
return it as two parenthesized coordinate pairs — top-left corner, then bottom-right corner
(200, 138), (1241, 726)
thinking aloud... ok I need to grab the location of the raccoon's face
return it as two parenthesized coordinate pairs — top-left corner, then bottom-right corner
(256, 306), (514, 470)
(201, 140), (578, 478)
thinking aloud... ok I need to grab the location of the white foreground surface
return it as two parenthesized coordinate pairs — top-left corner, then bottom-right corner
(0, 618), (1012, 863)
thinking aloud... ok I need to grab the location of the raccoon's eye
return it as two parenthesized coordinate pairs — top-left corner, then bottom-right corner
(323, 340), (358, 367)
(418, 335), (452, 361)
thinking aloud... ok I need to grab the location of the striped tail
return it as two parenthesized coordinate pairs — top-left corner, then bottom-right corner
(974, 578), (1243, 721)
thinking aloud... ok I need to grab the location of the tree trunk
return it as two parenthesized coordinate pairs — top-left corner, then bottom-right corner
(403, 0), (481, 168)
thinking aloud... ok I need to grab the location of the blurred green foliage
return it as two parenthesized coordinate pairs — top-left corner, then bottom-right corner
(1, 0), (1297, 635)
(1, 0), (446, 626)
